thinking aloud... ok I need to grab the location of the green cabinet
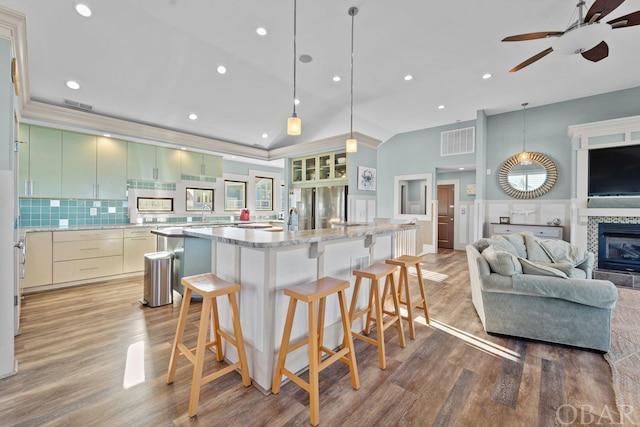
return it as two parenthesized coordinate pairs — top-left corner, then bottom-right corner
(291, 152), (347, 185)
(181, 151), (222, 177)
(61, 132), (127, 199)
(19, 124), (62, 198)
(127, 142), (181, 182)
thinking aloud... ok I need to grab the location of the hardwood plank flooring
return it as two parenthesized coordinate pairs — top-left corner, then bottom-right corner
(0, 249), (620, 426)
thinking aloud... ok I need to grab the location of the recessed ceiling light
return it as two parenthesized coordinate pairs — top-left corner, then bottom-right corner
(482, 73), (493, 80)
(262, 133), (269, 139)
(188, 113), (198, 120)
(103, 133), (111, 137)
(231, 155), (237, 159)
(332, 76), (341, 82)
(256, 27), (267, 36)
(217, 65), (227, 74)
(438, 105), (445, 110)
(404, 75), (413, 81)
(65, 80), (80, 90)
(75, 3), (92, 17)
(294, 98), (300, 105)
(459, 167), (465, 170)
(180, 147), (187, 150)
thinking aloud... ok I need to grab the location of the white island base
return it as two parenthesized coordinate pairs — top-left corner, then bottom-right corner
(183, 225), (414, 392)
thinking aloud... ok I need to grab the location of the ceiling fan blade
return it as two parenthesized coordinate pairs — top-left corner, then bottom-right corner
(581, 40), (609, 62)
(509, 47), (554, 72)
(585, 0), (625, 23)
(502, 31), (564, 42)
(608, 10), (640, 28)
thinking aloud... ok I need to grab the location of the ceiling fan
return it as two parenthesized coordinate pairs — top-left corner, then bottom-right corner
(503, 0), (640, 72)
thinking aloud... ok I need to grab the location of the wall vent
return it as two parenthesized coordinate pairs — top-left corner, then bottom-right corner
(441, 126), (475, 156)
(63, 99), (93, 111)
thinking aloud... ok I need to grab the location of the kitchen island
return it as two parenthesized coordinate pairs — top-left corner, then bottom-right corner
(181, 223), (418, 392)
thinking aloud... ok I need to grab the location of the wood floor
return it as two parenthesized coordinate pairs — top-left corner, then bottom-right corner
(0, 249), (620, 426)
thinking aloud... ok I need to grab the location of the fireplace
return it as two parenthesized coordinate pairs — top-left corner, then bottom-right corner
(598, 223), (640, 273)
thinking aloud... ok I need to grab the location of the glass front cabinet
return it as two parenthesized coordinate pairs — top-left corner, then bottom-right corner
(291, 152), (347, 184)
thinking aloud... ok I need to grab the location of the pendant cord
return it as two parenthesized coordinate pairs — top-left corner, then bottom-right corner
(292, 0), (297, 117)
(522, 102), (528, 152)
(350, 8), (355, 138)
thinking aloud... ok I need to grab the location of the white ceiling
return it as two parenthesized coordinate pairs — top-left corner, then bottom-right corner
(3, 0), (640, 154)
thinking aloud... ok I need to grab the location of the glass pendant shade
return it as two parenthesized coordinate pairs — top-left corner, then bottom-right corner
(346, 137), (357, 153)
(518, 150), (532, 165)
(287, 115), (301, 135)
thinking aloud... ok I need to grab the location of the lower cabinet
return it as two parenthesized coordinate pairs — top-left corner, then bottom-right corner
(123, 227), (156, 273)
(23, 232), (53, 288)
(52, 229), (124, 284)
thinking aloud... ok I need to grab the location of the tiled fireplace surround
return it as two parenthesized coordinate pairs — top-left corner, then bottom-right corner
(587, 216), (640, 288)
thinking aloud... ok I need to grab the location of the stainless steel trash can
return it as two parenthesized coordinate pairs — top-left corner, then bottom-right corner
(142, 251), (173, 307)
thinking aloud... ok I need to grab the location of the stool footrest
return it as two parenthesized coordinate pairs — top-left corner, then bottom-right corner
(318, 347), (350, 371)
(201, 362), (243, 386)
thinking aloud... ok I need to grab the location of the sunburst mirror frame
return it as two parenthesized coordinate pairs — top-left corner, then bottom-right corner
(498, 152), (558, 199)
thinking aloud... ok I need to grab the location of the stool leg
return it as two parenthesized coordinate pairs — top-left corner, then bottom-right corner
(401, 266), (416, 339)
(188, 296), (212, 417)
(387, 274), (406, 348)
(348, 276), (363, 328)
(364, 279), (376, 335)
(272, 297), (297, 394)
(210, 296), (224, 362)
(167, 288), (193, 384)
(414, 262), (430, 324)
(228, 292), (251, 387)
(338, 289), (360, 390)
(308, 299), (320, 426)
(317, 298), (326, 363)
(371, 278), (386, 369)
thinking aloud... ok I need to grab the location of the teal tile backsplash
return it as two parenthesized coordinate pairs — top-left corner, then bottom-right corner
(20, 198), (129, 228)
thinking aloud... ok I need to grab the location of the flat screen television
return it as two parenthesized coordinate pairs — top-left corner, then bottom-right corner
(589, 144), (640, 196)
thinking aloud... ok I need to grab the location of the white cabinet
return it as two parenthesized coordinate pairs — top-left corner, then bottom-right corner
(489, 223), (563, 240)
(19, 124), (62, 198)
(181, 151), (222, 177)
(123, 227), (156, 273)
(52, 229), (124, 283)
(23, 232), (53, 288)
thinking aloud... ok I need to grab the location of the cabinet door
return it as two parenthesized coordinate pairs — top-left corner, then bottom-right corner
(96, 137), (127, 199)
(181, 151), (203, 176)
(156, 146), (181, 182)
(29, 126), (62, 198)
(61, 131), (96, 199)
(127, 142), (156, 181)
(292, 159), (303, 182)
(123, 235), (156, 273)
(18, 123), (30, 197)
(203, 154), (222, 177)
(318, 154), (331, 180)
(23, 232), (53, 288)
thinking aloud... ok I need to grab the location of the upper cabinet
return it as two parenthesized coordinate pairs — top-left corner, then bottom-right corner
(181, 151), (222, 178)
(61, 132), (127, 199)
(291, 152), (347, 185)
(19, 124), (62, 198)
(127, 143), (182, 183)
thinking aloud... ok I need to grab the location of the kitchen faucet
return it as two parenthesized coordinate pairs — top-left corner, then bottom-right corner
(201, 204), (211, 222)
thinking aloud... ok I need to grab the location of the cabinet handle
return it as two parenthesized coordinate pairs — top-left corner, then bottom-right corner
(79, 267), (100, 271)
(128, 237), (149, 241)
(80, 247), (100, 251)
(153, 167), (158, 181)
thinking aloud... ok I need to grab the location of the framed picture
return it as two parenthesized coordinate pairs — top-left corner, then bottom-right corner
(358, 166), (377, 191)
(499, 216), (510, 224)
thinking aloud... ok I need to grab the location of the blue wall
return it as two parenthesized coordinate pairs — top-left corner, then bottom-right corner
(377, 86), (640, 217)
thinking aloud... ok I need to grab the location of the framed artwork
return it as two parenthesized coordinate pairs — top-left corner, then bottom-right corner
(499, 216), (510, 224)
(358, 166), (377, 191)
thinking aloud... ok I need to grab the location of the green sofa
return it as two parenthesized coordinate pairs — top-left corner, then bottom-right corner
(466, 232), (618, 352)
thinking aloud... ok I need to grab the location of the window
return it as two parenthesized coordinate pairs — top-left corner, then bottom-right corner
(186, 188), (213, 211)
(255, 177), (273, 211)
(224, 180), (246, 210)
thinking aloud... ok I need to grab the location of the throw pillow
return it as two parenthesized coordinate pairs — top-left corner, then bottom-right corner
(537, 239), (589, 267)
(522, 233), (553, 262)
(477, 237), (519, 257)
(481, 245), (523, 276)
(519, 258), (568, 278)
(495, 233), (527, 258)
(531, 261), (577, 277)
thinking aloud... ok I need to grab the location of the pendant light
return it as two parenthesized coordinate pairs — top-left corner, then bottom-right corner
(345, 6), (358, 153)
(287, 0), (301, 135)
(518, 102), (532, 165)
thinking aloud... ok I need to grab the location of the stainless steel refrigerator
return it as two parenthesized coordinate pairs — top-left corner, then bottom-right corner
(297, 186), (348, 230)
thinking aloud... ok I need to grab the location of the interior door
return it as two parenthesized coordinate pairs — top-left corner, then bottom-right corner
(437, 184), (455, 249)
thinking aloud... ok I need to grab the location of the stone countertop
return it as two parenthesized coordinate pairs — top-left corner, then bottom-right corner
(182, 223), (419, 249)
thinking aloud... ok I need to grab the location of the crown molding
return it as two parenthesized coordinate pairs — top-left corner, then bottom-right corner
(268, 131), (381, 159)
(568, 114), (640, 139)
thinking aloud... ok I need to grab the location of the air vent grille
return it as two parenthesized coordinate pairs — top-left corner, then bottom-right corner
(63, 99), (93, 111)
(441, 127), (475, 156)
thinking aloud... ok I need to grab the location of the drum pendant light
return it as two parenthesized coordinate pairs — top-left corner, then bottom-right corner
(287, 0), (301, 135)
(346, 6), (358, 153)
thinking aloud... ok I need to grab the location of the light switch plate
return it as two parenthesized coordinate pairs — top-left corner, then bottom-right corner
(89, 207), (97, 216)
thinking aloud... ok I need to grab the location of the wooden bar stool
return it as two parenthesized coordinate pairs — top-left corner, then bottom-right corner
(167, 273), (251, 417)
(272, 277), (360, 426)
(385, 255), (430, 339)
(349, 263), (405, 369)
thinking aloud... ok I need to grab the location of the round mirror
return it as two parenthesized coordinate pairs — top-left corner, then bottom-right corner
(498, 152), (557, 199)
